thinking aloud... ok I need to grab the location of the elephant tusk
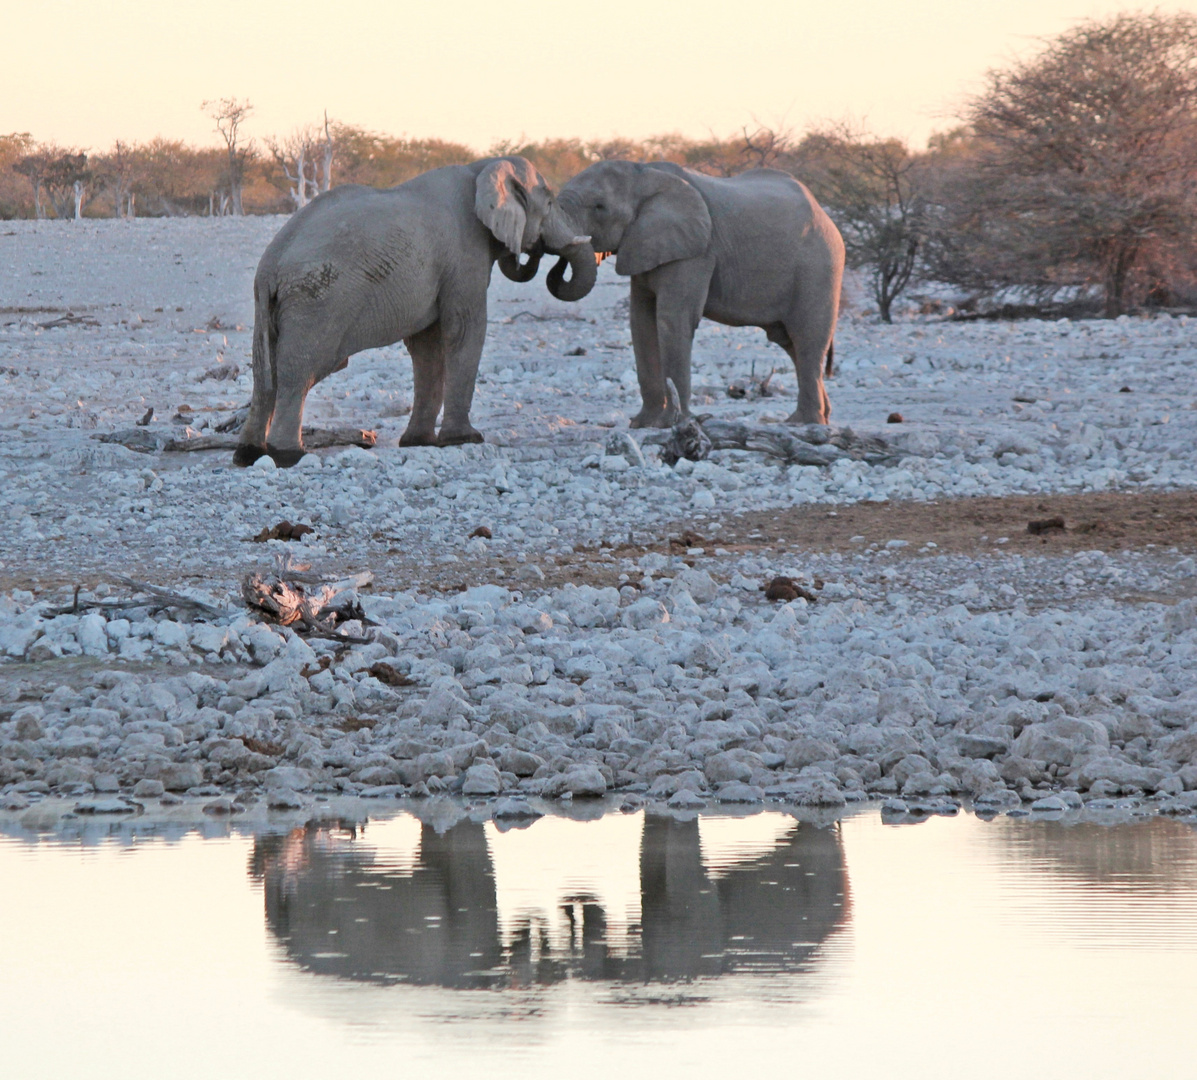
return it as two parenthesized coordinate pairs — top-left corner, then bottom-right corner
(570, 235), (591, 245)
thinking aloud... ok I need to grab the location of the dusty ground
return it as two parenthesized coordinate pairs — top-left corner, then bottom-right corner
(715, 489), (1197, 556)
(3, 217), (1197, 822)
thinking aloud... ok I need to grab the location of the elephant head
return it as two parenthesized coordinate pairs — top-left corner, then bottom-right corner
(550, 161), (713, 299)
(474, 158), (598, 298)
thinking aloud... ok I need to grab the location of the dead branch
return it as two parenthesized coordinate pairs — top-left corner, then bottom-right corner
(113, 576), (227, 616)
(644, 414), (899, 467)
(47, 578), (229, 617)
(241, 561), (374, 640)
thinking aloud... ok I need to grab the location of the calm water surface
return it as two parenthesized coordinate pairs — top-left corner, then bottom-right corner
(2, 808), (1196, 1078)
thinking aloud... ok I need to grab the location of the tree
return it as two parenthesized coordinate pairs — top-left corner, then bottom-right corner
(267, 114), (335, 211)
(796, 126), (927, 322)
(268, 127), (317, 210)
(95, 140), (139, 217)
(202, 97), (253, 214)
(945, 12), (1197, 316)
(15, 149), (91, 219)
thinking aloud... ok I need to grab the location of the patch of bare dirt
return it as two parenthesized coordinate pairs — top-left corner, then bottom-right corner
(8, 491), (1197, 603)
(712, 490), (1197, 557)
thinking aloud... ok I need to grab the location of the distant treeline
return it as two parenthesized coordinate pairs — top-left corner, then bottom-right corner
(8, 11), (1197, 318)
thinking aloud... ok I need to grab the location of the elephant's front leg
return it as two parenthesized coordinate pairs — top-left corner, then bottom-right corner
(653, 270), (708, 425)
(400, 323), (445, 447)
(437, 308), (488, 445)
(628, 277), (667, 429)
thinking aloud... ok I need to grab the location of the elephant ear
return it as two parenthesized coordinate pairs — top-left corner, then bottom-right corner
(615, 167), (712, 277)
(475, 158), (531, 257)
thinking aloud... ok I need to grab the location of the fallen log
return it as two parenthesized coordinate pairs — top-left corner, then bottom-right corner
(642, 417), (898, 467)
(46, 578), (229, 618)
(94, 426), (377, 454)
(700, 419), (844, 466)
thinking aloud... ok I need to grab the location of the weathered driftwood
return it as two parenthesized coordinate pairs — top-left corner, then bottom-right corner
(241, 560), (373, 641)
(641, 377), (899, 467)
(656, 377), (713, 465)
(699, 419), (844, 466)
(95, 426), (377, 454)
(47, 578), (228, 618)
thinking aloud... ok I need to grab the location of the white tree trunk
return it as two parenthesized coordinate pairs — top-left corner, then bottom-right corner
(292, 142), (307, 209)
(73, 181), (85, 221)
(320, 112), (333, 193)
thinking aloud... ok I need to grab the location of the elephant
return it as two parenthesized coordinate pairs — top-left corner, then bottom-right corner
(234, 156), (597, 467)
(551, 160), (844, 427)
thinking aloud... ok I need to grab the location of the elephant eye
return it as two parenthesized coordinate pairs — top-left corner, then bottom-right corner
(594, 202), (606, 212)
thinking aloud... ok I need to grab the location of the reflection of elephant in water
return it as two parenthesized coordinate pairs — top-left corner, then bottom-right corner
(234, 156), (597, 467)
(253, 820), (502, 988)
(639, 816), (847, 979)
(551, 161), (844, 426)
(251, 815), (847, 988)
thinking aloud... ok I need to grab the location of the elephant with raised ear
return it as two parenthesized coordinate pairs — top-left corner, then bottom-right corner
(234, 156), (597, 467)
(552, 161), (844, 427)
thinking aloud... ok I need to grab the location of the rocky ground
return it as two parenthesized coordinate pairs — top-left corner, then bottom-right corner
(2, 216), (1197, 828)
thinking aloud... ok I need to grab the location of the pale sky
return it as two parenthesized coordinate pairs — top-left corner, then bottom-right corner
(7, 0), (1195, 152)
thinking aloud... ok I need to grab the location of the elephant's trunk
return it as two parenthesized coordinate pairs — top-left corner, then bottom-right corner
(546, 240), (598, 302)
(497, 240), (543, 283)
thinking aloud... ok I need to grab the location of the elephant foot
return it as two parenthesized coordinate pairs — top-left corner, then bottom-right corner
(629, 409), (671, 429)
(786, 408), (829, 427)
(233, 444), (266, 467)
(399, 428), (438, 447)
(266, 446), (307, 468)
(437, 428), (484, 447)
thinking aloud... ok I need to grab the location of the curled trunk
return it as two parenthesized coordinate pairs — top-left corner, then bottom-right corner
(497, 240), (544, 283)
(546, 240), (598, 301)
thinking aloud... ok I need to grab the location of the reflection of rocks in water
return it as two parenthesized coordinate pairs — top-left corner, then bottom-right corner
(253, 820), (502, 988)
(252, 814), (848, 989)
(997, 818), (1197, 895)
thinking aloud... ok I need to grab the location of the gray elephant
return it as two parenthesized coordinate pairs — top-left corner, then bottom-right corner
(550, 161), (844, 426)
(234, 156), (596, 467)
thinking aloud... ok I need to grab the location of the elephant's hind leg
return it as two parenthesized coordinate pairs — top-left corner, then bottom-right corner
(783, 315), (834, 426)
(399, 323), (445, 447)
(235, 392), (276, 466)
(263, 378), (313, 467)
(262, 337), (321, 467)
(235, 312), (278, 466)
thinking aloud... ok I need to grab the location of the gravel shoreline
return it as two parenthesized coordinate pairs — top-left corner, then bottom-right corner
(2, 217), (1197, 826)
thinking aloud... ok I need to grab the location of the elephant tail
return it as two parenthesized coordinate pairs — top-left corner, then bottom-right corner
(234, 279), (280, 466)
(825, 339), (835, 378)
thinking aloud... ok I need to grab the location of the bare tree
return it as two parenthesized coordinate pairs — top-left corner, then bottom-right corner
(739, 123), (791, 170)
(268, 113), (337, 211)
(317, 111), (334, 193)
(202, 97), (253, 215)
(97, 140), (139, 218)
(940, 12), (1197, 316)
(796, 126), (927, 322)
(268, 128), (317, 210)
